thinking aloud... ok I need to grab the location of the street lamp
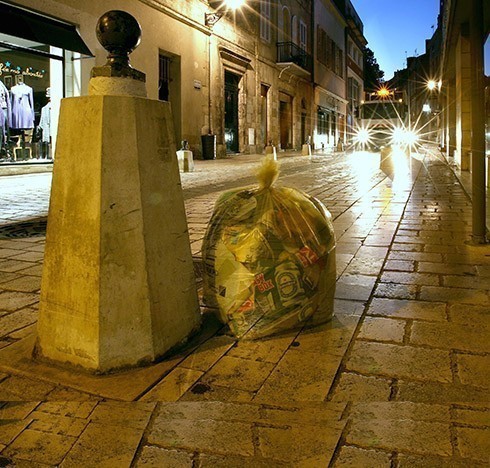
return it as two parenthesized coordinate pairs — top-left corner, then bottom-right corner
(427, 79), (437, 91)
(426, 78), (442, 143)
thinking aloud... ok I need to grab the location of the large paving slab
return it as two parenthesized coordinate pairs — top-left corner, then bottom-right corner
(0, 400), (347, 467)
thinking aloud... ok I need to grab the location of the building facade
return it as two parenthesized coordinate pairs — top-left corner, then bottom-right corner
(439, 0), (489, 171)
(333, 0), (366, 145)
(0, 0), (366, 165)
(313, 0), (347, 149)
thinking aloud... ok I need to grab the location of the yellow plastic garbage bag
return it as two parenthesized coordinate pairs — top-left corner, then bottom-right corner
(202, 155), (336, 339)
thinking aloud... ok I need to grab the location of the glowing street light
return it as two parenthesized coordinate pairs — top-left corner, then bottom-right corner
(226, 0), (245, 9)
(377, 87), (391, 97)
(427, 79), (437, 91)
(205, 0), (245, 26)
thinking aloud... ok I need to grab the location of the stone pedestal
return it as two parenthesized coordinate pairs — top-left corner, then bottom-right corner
(380, 146), (394, 174)
(302, 144), (311, 156)
(35, 90), (201, 373)
(176, 149), (194, 172)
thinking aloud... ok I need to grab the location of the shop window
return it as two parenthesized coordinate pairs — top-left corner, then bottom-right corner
(0, 37), (61, 162)
(0, 4), (90, 166)
(317, 110), (327, 135)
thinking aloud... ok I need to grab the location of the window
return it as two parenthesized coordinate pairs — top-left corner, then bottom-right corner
(336, 47), (344, 77)
(299, 20), (307, 51)
(260, 0), (271, 42)
(158, 54), (170, 101)
(329, 37), (335, 70)
(317, 28), (344, 77)
(292, 16), (298, 44)
(281, 7), (291, 43)
(317, 26), (327, 65)
(348, 77), (360, 110)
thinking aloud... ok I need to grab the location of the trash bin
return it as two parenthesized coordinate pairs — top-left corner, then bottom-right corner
(201, 134), (216, 160)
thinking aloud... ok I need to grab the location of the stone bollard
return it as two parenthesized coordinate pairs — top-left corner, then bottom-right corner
(176, 149), (194, 172)
(34, 11), (201, 373)
(301, 144), (311, 156)
(380, 146), (394, 174)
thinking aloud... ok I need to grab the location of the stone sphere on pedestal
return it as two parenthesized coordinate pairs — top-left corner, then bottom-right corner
(96, 10), (141, 56)
(92, 10), (145, 82)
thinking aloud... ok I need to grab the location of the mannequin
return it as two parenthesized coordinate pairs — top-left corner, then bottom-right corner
(10, 77), (34, 160)
(0, 80), (10, 152)
(38, 87), (51, 159)
(10, 77), (34, 129)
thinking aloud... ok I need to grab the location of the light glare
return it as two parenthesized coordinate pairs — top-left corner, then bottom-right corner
(355, 128), (371, 144)
(391, 127), (420, 146)
(404, 130), (418, 146)
(427, 80), (437, 91)
(226, 0), (245, 9)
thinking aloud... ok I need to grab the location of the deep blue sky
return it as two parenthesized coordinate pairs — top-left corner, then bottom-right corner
(352, 0), (440, 80)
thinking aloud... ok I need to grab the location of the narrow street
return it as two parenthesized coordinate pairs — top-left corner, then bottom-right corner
(0, 147), (489, 466)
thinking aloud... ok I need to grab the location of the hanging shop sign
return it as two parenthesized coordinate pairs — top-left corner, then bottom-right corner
(0, 61), (45, 79)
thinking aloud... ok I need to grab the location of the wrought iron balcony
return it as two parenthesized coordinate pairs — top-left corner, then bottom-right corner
(276, 42), (312, 75)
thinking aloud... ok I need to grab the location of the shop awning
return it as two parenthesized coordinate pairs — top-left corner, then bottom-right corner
(0, 1), (92, 56)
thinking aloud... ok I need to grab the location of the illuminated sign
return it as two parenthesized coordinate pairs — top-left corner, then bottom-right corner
(0, 62), (45, 79)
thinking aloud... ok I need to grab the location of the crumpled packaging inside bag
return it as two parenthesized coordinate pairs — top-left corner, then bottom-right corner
(203, 155), (336, 339)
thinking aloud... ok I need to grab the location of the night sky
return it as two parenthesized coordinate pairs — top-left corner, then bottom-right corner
(352, 0), (440, 80)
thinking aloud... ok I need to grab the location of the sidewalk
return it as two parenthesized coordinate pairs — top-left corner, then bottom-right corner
(0, 147), (489, 466)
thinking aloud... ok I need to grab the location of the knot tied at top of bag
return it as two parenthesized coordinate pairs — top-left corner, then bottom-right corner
(256, 154), (279, 190)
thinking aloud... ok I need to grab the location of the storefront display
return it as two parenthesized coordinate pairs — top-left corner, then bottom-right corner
(0, 1), (92, 166)
(0, 42), (58, 163)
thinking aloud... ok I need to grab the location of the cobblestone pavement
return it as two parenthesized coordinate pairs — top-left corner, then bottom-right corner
(0, 148), (489, 466)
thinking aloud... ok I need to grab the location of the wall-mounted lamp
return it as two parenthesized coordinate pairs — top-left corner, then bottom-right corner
(205, 12), (223, 27)
(205, 0), (245, 27)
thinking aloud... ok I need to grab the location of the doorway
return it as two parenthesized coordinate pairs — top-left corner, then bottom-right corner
(224, 71), (240, 153)
(260, 84), (269, 146)
(301, 113), (306, 145)
(279, 92), (292, 149)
